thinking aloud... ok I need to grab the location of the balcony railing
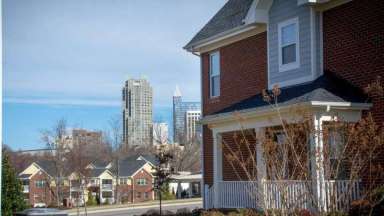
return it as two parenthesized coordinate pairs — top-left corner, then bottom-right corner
(101, 184), (113, 190)
(205, 180), (360, 212)
(23, 185), (29, 193)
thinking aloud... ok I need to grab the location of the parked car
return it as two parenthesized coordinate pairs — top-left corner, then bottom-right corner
(32, 203), (46, 208)
(15, 208), (68, 216)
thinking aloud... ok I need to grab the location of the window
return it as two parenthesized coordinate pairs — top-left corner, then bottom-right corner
(209, 52), (220, 97)
(102, 191), (113, 198)
(137, 178), (147, 186)
(119, 178), (128, 185)
(278, 17), (299, 72)
(144, 192), (149, 199)
(35, 180), (45, 188)
(102, 179), (112, 185)
(327, 128), (348, 179)
(136, 192), (141, 198)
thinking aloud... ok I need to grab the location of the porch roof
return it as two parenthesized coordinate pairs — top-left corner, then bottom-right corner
(19, 174), (31, 179)
(203, 72), (371, 124)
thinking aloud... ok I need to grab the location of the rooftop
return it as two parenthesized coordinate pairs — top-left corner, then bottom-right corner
(184, 0), (254, 49)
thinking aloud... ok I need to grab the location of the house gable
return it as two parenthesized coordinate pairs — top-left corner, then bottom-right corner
(19, 163), (41, 178)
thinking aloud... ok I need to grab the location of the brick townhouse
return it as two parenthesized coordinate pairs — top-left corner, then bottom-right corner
(185, 0), (383, 212)
(114, 157), (155, 203)
(19, 161), (70, 207)
(19, 155), (156, 207)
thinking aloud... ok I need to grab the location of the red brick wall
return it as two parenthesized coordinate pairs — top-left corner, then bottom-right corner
(222, 130), (257, 181)
(201, 33), (267, 186)
(323, 0), (384, 123)
(201, 32), (268, 116)
(117, 184), (133, 203)
(132, 169), (153, 202)
(28, 172), (54, 206)
(323, 0), (384, 185)
(203, 125), (213, 186)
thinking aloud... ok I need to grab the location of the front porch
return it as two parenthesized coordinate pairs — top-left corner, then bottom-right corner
(203, 100), (371, 213)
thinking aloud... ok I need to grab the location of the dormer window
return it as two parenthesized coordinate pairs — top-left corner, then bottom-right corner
(210, 51), (220, 98)
(278, 17), (300, 72)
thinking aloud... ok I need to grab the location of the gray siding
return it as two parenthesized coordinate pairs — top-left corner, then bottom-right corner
(315, 11), (323, 78)
(268, 0), (313, 87)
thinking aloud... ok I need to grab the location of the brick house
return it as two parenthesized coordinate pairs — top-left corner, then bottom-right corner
(114, 158), (155, 203)
(19, 155), (156, 207)
(185, 0), (383, 212)
(19, 161), (70, 207)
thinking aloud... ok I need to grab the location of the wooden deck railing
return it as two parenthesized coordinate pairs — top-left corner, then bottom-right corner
(204, 180), (360, 212)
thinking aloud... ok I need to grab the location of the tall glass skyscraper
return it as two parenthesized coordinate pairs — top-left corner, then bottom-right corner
(172, 86), (200, 144)
(122, 79), (153, 147)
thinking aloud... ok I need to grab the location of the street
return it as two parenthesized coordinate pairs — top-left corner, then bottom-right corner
(67, 201), (202, 216)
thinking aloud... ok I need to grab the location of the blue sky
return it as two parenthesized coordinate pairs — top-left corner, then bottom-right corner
(3, 0), (226, 150)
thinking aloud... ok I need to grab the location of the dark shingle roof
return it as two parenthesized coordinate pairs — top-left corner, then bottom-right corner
(185, 0), (254, 49)
(35, 160), (58, 177)
(90, 160), (110, 169)
(214, 72), (369, 115)
(88, 168), (109, 178)
(121, 154), (159, 166)
(111, 159), (147, 177)
(139, 155), (159, 166)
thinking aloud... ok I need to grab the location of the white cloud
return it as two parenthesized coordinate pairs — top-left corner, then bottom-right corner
(4, 97), (120, 107)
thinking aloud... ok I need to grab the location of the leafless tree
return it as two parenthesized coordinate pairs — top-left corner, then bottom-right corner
(169, 137), (201, 173)
(108, 115), (123, 204)
(41, 118), (68, 207)
(220, 78), (384, 215)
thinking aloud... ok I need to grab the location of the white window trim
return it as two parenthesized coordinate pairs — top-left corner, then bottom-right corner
(209, 51), (220, 98)
(278, 17), (300, 72)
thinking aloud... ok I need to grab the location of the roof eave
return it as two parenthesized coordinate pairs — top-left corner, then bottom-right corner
(201, 101), (372, 125)
(184, 23), (259, 53)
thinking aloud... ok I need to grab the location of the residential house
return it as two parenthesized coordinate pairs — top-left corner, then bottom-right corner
(115, 159), (154, 203)
(169, 172), (202, 199)
(19, 154), (157, 207)
(18, 161), (70, 207)
(185, 0), (383, 212)
(68, 168), (115, 205)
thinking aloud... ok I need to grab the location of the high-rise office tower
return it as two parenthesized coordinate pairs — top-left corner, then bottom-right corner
(172, 86), (200, 144)
(185, 110), (201, 142)
(122, 79), (153, 146)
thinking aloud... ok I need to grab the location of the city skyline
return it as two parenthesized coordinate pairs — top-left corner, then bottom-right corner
(3, 0), (226, 150)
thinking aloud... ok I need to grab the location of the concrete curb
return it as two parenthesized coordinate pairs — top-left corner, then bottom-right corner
(66, 198), (202, 215)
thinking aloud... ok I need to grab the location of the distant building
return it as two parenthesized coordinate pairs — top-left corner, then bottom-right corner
(152, 122), (169, 145)
(63, 129), (102, 149)
(172, 86), (200, 144)
(71, 129), (102, 148)
(185, 110), (201, 142)
(122, 79), (153, 146)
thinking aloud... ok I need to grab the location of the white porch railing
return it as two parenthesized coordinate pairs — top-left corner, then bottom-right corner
(205, 185), (214, 209)
(102, 184), (113, 190)
(324, 180), (361, 211)
(205, 180), (360, 212)
(217, 181), (258, 209)
(263, 180), (312, 210)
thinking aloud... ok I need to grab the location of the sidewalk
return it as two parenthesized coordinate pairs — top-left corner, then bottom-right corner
(66, 198), (202, 213)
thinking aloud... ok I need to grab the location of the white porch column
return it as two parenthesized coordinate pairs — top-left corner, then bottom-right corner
(256, 128), (267, 206)
(213, 131), (222, 208)
(177, 182), (182, 198)
(188, 182), (193, 198)
(311, 114), (328, 212)
(99, 179), (102, 204)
